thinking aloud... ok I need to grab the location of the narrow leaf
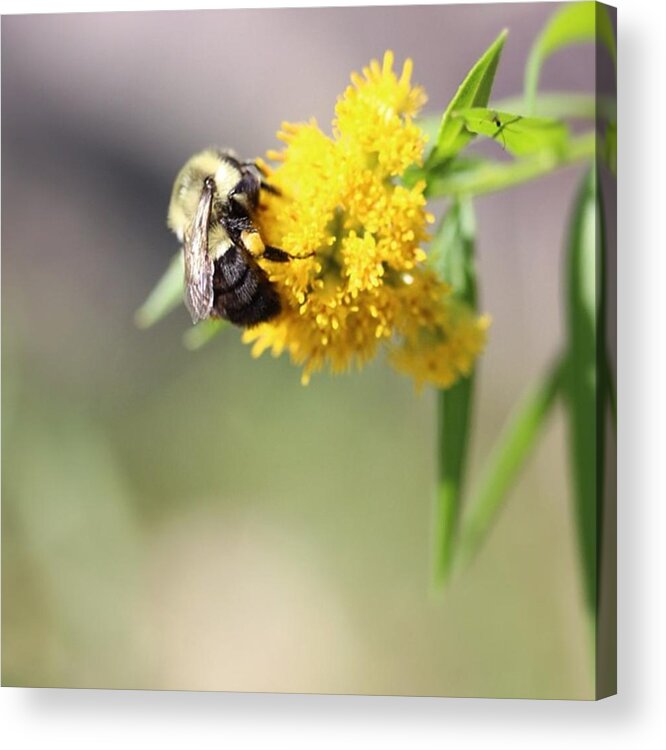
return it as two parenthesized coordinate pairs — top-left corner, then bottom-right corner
(430, 198), (478, 303)
(524, 2), (616, 113)
(436, 378), (474, 586)
(183, 318), (227, 350)
(491, 92), (615, 123)
(430, 29), (507, 163)
(563, 167), (600, 616)
(431, 198), (478, 585)
(457, 359), (563, 570)
(425, 131), (596, 198)
(454, 107), (568, 156)
(596, 4), (617, 70)
(135, 252), (184, 328)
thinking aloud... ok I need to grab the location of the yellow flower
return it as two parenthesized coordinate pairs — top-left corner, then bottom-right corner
(243, 51), (489, 387)
(390, 274), (492, 391)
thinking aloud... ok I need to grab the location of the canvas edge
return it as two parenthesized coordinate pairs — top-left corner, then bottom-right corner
(594, 0), (618, 702)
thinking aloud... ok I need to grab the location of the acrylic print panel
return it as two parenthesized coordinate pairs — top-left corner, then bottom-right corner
(2, 2), (616, 699)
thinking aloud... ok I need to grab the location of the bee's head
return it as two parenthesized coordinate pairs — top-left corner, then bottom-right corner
(227, 165), (261, 212)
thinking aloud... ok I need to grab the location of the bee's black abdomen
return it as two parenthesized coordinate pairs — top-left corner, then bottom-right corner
(213, 246), (281, 327)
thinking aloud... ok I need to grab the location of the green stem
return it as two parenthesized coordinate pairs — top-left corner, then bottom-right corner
(432, 198), (478, 587)
(457, 359), (564, 570)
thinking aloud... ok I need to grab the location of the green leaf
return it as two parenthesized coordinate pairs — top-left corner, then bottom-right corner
(419, 93), (615, 130)
(454, 107), (568, 156)
(563, 166), (600, 616)
(436, 379), (474, 586)
(135, 252), (184, 328)
(524, 2), (616, 113)
(430, 198), (478, 307)
(431, 198), (478, 585)
(492, 92), (615, 123)
(404, 149), (485, 192)
(596, 4), (617, 70)
(430, 29), (507, 163)
(425, 131), (596, 198)
(457, 359), (563, 570)
(183, 318), (227, 350)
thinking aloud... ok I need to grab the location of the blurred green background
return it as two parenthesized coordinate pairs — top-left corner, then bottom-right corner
(2, 4), (594, 697)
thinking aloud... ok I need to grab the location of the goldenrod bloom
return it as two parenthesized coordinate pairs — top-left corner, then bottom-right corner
(389, 270), (492, 390)
(243, 51), (489, 387)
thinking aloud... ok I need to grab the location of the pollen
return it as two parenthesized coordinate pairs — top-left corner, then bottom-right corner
(241, 230), (265, 257)
(243, 51), (489, 388)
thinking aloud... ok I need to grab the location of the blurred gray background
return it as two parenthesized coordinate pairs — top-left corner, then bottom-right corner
(2, 3), (596, 697)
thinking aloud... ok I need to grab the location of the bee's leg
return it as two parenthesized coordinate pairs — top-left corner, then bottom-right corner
(240, 229), (266, 257)
(262, 246), (315, 263)
(260, 181), (281, 196)
(262, 246), (290, 263)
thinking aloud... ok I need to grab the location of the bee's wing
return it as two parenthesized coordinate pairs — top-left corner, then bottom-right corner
(183, 181), (215, 323)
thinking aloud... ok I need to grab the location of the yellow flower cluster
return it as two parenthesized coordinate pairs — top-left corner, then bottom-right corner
(389, 270), (491, 390)
(243, 51), (489, 387)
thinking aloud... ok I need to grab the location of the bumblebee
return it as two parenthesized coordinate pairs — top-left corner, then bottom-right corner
(167, 148), (308, 327)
